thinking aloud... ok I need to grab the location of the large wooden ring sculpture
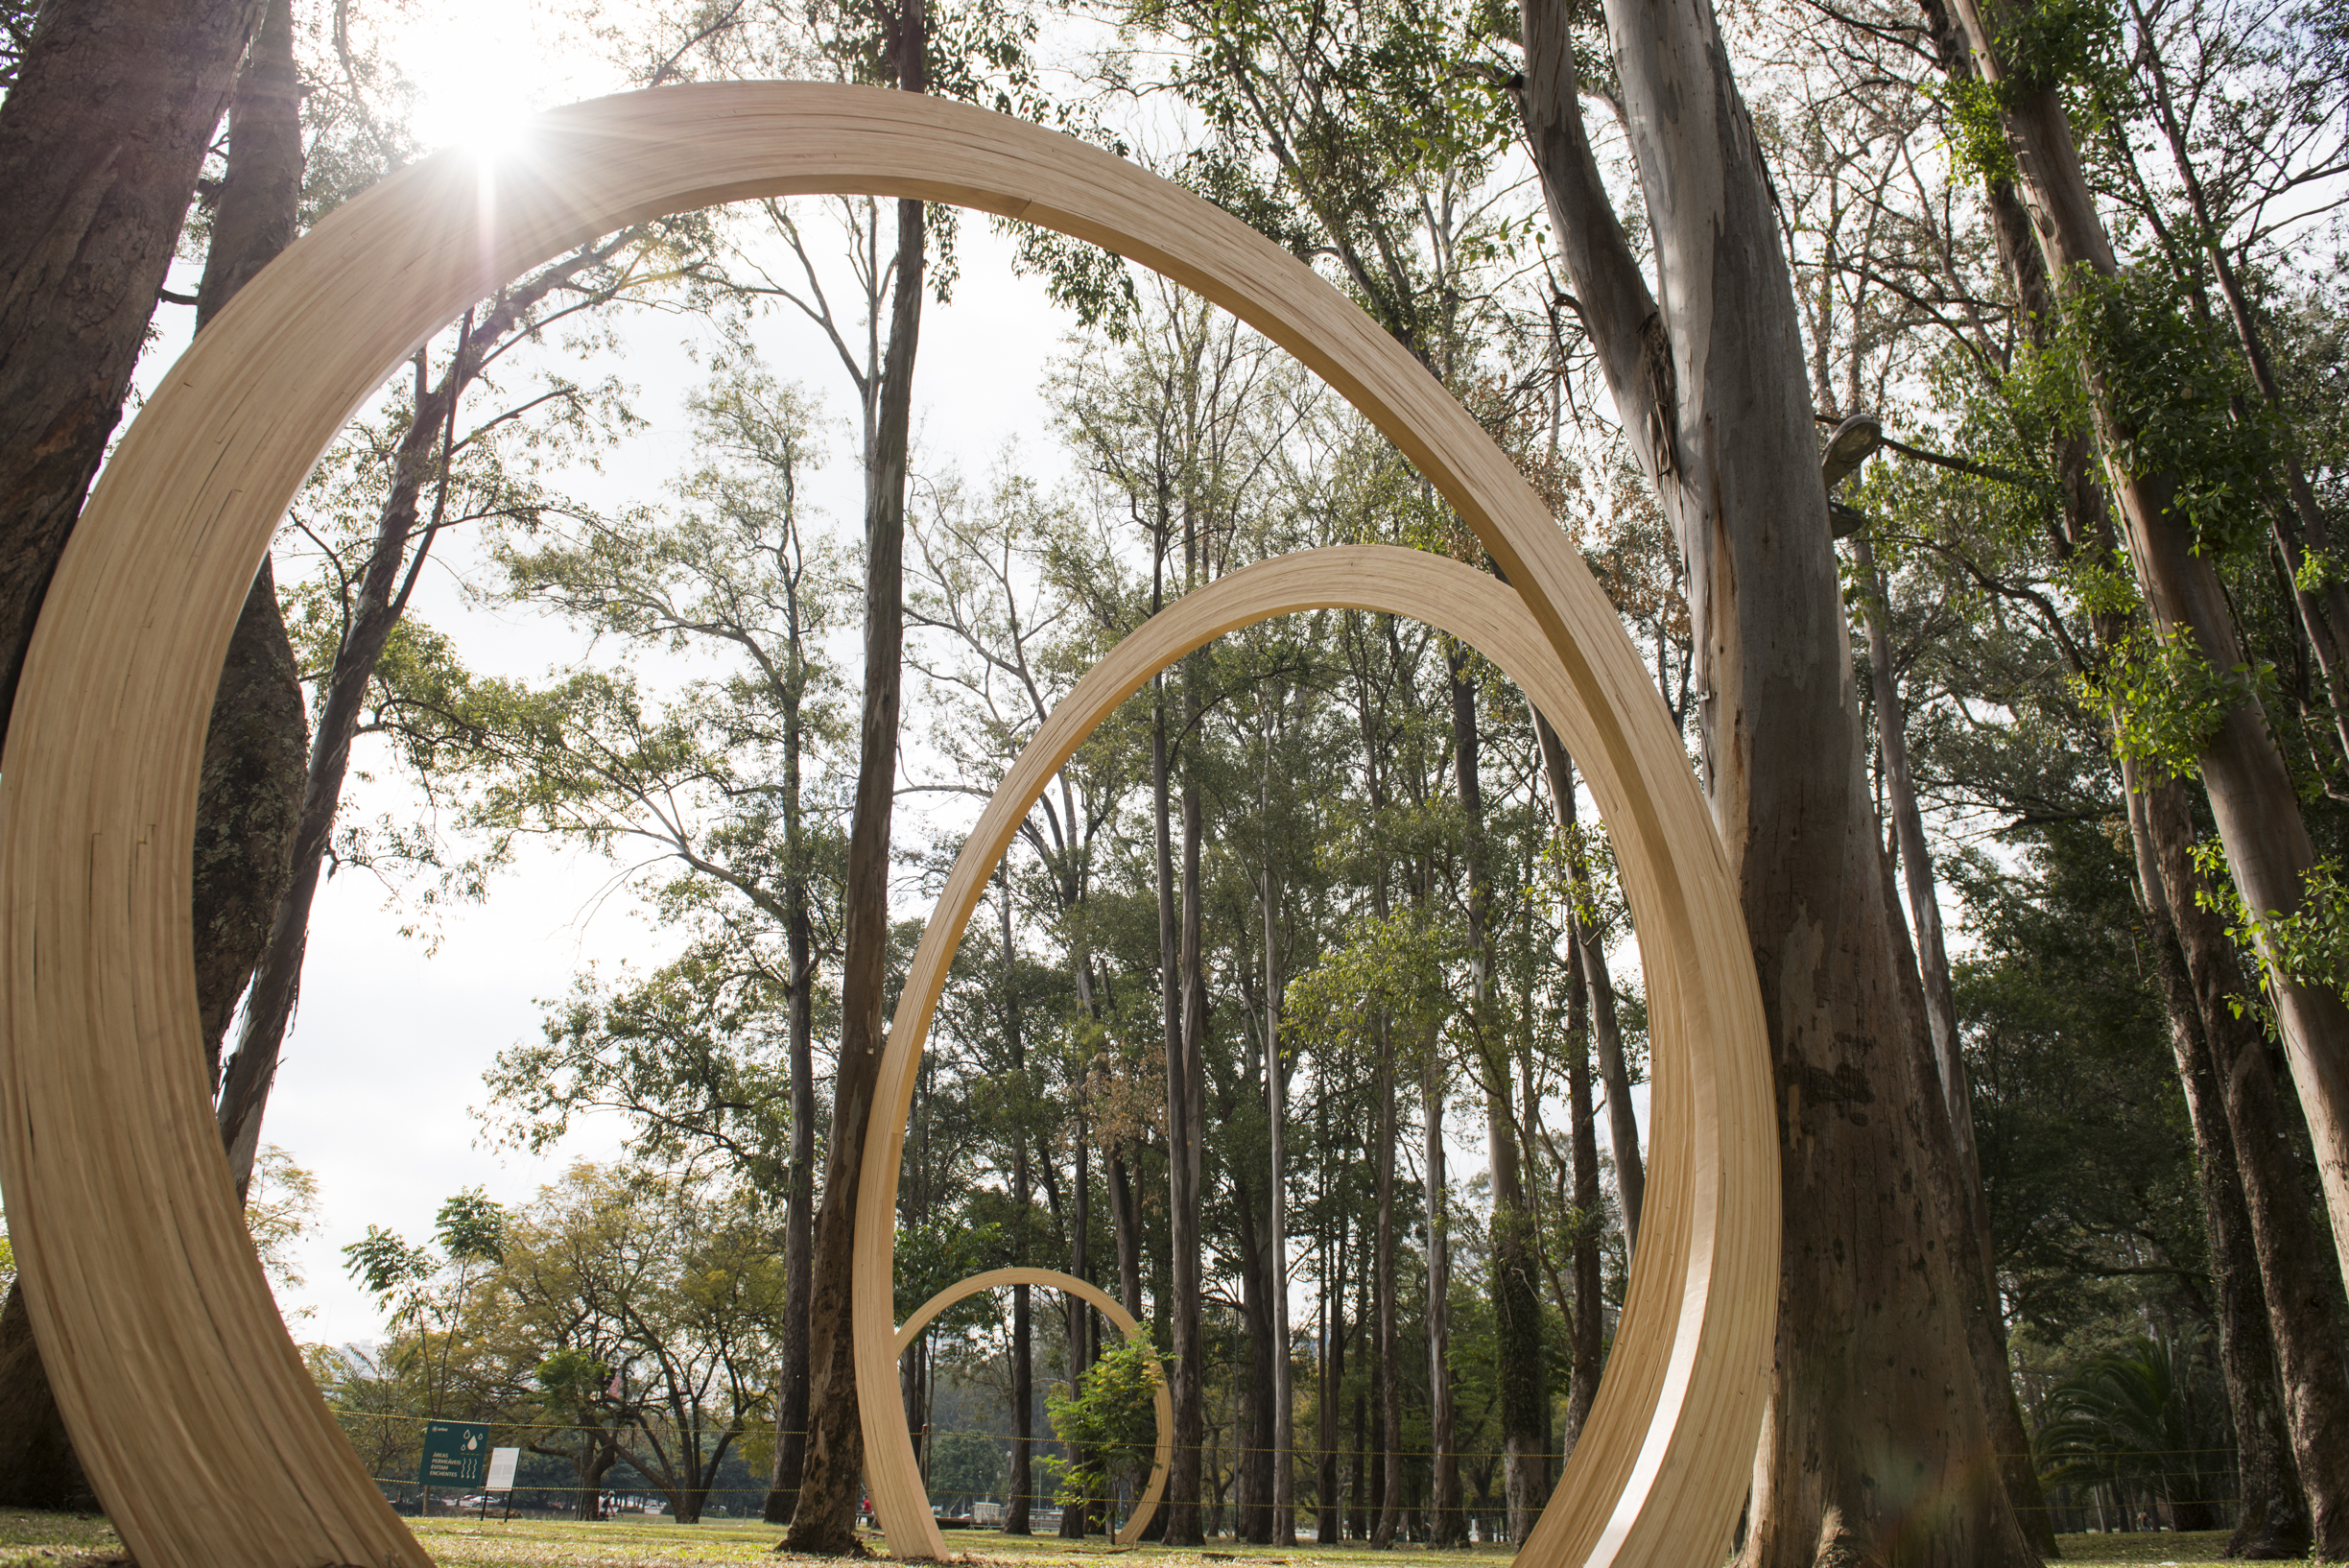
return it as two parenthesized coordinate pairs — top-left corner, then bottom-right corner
(891, 1266), (1173, 1543)
(0, 83), (1774, 1568)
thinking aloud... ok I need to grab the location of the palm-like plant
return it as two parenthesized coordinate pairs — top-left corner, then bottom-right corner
(2035, 1336), (2229, 1532)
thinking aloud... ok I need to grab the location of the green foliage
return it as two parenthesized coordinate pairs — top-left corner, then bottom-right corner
(343, 1224), (436, 1307)
(1936, 0), (2121, 182)
(2033, 1336), (2231, 1521)
(1047, 1335), (1166, 1514)
(2058, 266), (2285, 558)
(1950, 821), (2203, 1344)
(1940, 75), (2020, 184)
(332, 1161), (784, 1517)
(1998, 0), (2119, 92)
(2190, 843), (2349, 1007)
(534, 1346), (614, 1419)
(928, 1429), (1008, 1500)
(1282, 907), (1455, 1057)
(437, 1187), (508, 1265)
(2086, 625), (2260, 780)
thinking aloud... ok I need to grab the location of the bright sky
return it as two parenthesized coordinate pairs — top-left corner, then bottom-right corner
(268, 225), (1080, 1342)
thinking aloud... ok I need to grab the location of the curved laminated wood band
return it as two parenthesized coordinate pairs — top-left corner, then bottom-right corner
(0, 83), (1775, 1568)
(891, 1265), (1173, 1544)
(857, 546), (1772, 1562)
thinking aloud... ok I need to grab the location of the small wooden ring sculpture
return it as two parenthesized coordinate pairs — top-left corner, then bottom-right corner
(0, 83), (1774, 1568)
(891, 1266), (1173, 1544)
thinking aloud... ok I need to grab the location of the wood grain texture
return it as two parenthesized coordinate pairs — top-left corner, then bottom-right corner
(891, 1265), (1172, 1544)
(0, 83), (1773, 1568)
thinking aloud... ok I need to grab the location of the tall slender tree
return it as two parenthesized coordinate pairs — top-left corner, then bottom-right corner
(1516, 0), (2039, 1555)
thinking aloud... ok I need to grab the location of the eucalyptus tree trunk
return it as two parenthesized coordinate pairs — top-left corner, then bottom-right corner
(2134, 768), (2349, 1557)
(998, 871), (1034, 1532)
(1564, 943), (1603, 1443)
(1852, 538), (1981, 1230)
(1315, 1222), (1343, 1546)
(1163, 534), (1209, 1545)
(0, 0), (293, 1509)
(1349, 637), (1408, 1551)
(1233, 1159), (1278, 1543)
(2122, 766), (2310, 1558)
(1517, 0), (2036, 1558)
(188, 0), (309, 1083)
(2127, 17), (2349, 778)
(1854, 532), (2054, 1552)
(1536, 716), (1644, 1249)
(1372, 973), (1403, 1548)
(1110, 1144), (1143, 1317)
(1946, 0), (2349, 1297)
(1906, 9), (2308, 1544)
(1452, 652), (1543, 1540)
(765, 880), (815, 1521)
(1266, 855), (1294, 1545)
(785, 6), (926, 1526)
(0, 0), (262, 736)
(1537, 723), (1606, 1442)
(1423, 1032), (1462, 1546)
(761, 496), (821, 1528)
(1062, 1062), (1095, 1537)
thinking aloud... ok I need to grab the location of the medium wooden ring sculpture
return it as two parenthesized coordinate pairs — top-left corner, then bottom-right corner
(0, 83), (1774, 1568)
(891, 1266), (1173, 1543)
(857, 546), (1771, 1562)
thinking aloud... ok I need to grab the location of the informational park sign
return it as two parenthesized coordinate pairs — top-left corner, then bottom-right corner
(418, 1420), (490, 1491)
(486, 1447), (519, 1492)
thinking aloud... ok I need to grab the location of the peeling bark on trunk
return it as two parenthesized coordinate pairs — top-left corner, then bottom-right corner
(1517, 0), (2038, 1558)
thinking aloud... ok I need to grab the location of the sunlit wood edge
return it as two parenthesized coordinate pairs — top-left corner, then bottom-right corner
(853, 546), (1774, 1566)
(0, 83), (1774, 1568)
(891, 1265), (1173, 1545)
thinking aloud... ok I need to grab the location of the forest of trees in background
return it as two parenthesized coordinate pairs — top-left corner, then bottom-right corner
(0, 0), (2345, 1560)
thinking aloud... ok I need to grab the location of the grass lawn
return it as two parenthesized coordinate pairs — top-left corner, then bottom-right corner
(0, 1511), (2248, 1567)
(0, 1511), (123, 1567)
